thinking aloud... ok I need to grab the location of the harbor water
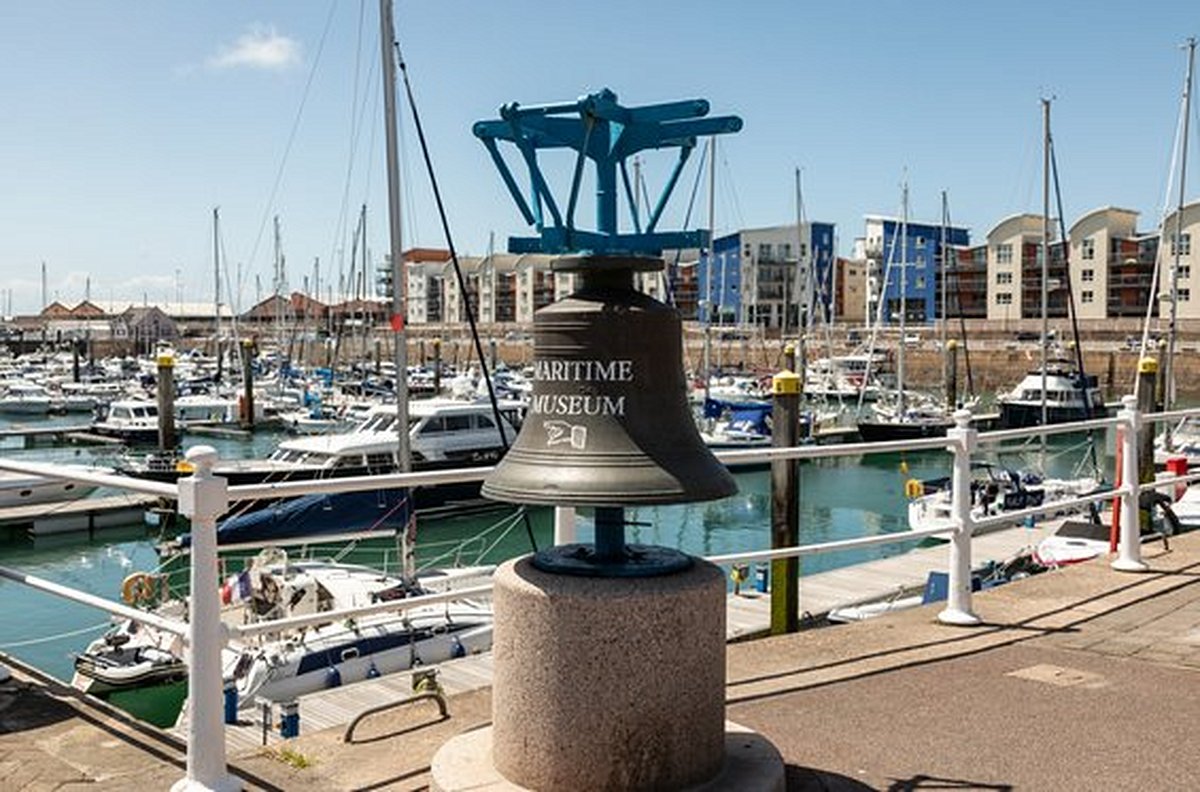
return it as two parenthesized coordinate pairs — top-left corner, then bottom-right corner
(0, 414), (1108, 688)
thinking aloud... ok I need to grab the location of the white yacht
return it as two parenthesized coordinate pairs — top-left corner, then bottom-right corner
(91, 399), (160, 444)
(0, 466), (106, 509)
(804, 353), (890, 402)
(115, 398), (524, 489)
(907, 463), (1102, 534)
(997, 358), (1107, 429)
(0, 382), (54, 415)
(73, 552), (493, 714)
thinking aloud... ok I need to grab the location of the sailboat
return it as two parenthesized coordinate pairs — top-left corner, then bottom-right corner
(997, 99), (1109, 430)
(72, 0), (498, 725)
(857, 181), (955, 442)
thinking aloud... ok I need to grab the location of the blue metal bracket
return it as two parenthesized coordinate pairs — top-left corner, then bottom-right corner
(474, 88), (742, 256)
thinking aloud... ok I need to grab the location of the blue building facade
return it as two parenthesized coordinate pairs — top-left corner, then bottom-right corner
(697, 233), (742, 324)
(809, 221), (836, 323)
(874, 218), (970, 323)
(697, 222), (837, 328)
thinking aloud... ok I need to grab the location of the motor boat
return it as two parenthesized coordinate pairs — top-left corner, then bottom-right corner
(907, 462), (1103, 534)
(0, 382), (54, 415)
(997, 357), (1108, 429)
(72, 552), (493, 717)
(91, 399), (161, 445)
(0, 466), (107, 509)
(116, 398), (524, 490)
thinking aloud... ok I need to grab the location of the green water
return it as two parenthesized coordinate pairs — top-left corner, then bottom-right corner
(0, 414), (1109, 688)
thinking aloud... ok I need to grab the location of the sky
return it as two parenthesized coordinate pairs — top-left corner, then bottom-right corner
(2, 1), (1198, 316)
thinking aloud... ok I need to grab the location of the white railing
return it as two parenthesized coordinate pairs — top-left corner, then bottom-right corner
(0, 395), (1198, 790)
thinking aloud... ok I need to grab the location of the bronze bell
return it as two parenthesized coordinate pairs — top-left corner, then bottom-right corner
(482, 255), (736, 507)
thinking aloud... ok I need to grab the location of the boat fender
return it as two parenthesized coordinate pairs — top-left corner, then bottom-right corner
(904, 478), (924, 500)
(450, 635), (466, 659)
(121, 573), (156, 605)
(366, 661), (381, 679)
(729, 564), (749, 594)
(325, 665), (342, 689)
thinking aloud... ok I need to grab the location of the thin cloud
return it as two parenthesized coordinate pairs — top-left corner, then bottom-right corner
(206, 25), (301, 72)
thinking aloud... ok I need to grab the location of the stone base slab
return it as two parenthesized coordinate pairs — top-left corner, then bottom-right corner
(431, 722), (784, 792)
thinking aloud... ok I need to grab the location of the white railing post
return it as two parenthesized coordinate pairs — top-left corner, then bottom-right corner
(172, 446), (239, 792)
(939, 408), (980, 626)
(1113, 395), (1149, 573)
(554, 505), (576, 545)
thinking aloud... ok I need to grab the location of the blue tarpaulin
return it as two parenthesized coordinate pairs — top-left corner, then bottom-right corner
(178, 488), (412, 547)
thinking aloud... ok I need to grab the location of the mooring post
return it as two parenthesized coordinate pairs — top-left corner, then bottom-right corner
(770, 346), (800, 634)
(945, 339), (958, 410)
(1114, 394), (1148, 572)
(157, 350), (177, 451)
(433, 339), (442, 394)
(239, 340), (255, 431)
(939, 408), (981, 625)
(172, 446), (237, 792)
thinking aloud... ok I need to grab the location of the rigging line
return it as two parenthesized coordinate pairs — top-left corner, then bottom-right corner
(392, 39), (536, 552)
(666, 138), (710, 308)
(943, 200), (975, 397)
(718, 144), (746, 232)
(244, 0), (338, 280)
(858, 181), (905, 414)
(1049, 136), (1102, 481)
(0, 621), (110, 649)
(1138, 56), (1190, 398)
(329, 17), (380, 289)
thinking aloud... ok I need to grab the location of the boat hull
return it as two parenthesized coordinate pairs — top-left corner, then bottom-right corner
(998, 402), (1110, 429)
(856, 419), (951, 442)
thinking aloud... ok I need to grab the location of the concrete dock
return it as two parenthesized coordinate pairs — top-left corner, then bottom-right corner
(3, 531), (1199, 790)
(0, 493), (161, 535)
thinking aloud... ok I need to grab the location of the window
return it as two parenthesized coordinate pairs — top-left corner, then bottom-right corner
(1170, 233), (1192, 256)
(1179, 265), (1191, 279)
(1181, 288), (1191, 302)
(444, 414), (472, 432)
(915, 236), (926, 249)
(780, 243), (792, 259)
(419, 416), (447, 435)
(1081, 238), (1095, 260)
(1081, 290), (1094, 303)
(1080, 269), (1094, 282)
(996, 272), (1013, 285)
(996, 243), (1013, 265)
(996, 292), (1013, 305)
(758, 243), (773, 259)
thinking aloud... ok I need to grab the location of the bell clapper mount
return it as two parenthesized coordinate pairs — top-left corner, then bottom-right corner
(476, 89), (743, 577)
(533, 506), (693, 577)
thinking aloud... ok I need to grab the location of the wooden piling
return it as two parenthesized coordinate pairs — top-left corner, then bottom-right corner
(240, 340), (256, 431)
(770, 344), (801, 635)
(157, 351), (177, 451)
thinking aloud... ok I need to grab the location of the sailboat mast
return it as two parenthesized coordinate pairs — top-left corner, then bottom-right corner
(700, 136), (710, 333)
(897, 180), (908, 417)
(939, 191), (948, 391)
(1165, 37), (1196, 415)
(1041, 98), (1051, 431)
(379, 0), (410, 472)
(213, 207), (221, 343)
